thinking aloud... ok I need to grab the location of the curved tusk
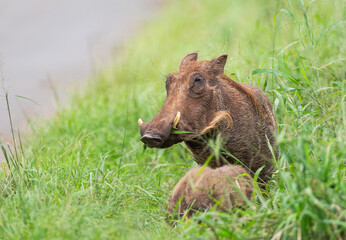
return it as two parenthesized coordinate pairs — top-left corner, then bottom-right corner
(138, 118), (143, 126)
(173, 111), (181, 128)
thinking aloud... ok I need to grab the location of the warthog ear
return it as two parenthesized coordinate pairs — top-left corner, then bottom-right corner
(179, 53), (198, 71)
(207, 54), (228, 75)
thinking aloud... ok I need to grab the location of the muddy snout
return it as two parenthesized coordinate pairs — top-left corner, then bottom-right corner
(138, 112), (181, 148)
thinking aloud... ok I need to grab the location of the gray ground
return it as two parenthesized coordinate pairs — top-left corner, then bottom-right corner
(0, 0), (160, 160)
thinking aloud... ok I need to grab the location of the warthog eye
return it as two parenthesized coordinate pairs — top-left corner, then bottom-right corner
(194, 76), (202, 83)
(191, 74), (206, 95)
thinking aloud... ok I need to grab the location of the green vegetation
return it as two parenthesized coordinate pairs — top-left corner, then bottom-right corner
(1, 0), (345, 239)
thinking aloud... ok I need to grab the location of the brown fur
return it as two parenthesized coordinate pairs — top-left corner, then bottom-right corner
(167, 165), (253, 220)
(140, 53), (279, 184)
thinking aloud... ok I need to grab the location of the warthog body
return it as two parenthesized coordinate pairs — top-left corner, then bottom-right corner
(139, 53), (279, 183)
(167, 165), (253, 219)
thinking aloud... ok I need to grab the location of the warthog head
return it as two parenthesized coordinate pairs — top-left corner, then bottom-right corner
(139, 53), (231, 148)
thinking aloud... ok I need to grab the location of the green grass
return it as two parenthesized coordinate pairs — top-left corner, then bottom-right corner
(1, 0), (345, 239)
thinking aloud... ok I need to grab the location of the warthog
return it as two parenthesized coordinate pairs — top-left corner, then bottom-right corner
(167, 165), (253, 219)
(139, 53), (279, 183)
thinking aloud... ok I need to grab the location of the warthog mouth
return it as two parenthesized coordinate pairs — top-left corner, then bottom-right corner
(139, 112), (184, 148)
(138, 111), (233, 148)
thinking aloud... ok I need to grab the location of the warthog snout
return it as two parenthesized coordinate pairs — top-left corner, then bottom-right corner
(139, 112), (182, 148)
(140, 132), (164, 148)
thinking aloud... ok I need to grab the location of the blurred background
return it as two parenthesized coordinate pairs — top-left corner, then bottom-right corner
(0, 0), (160, 141)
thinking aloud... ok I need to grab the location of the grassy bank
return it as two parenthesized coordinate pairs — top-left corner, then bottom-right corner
(1, 0), (345, 239)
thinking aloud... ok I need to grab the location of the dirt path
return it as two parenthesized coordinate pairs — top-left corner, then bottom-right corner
(0, 0), (161, 159)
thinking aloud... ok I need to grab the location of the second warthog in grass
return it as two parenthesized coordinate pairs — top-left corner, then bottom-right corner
(167, 165), (253, 219)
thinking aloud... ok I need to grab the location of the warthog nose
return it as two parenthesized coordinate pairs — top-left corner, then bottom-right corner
(140, 133), (163, 148)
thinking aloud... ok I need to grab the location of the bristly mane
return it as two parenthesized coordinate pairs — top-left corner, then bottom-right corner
(220, 74), (264, 118)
